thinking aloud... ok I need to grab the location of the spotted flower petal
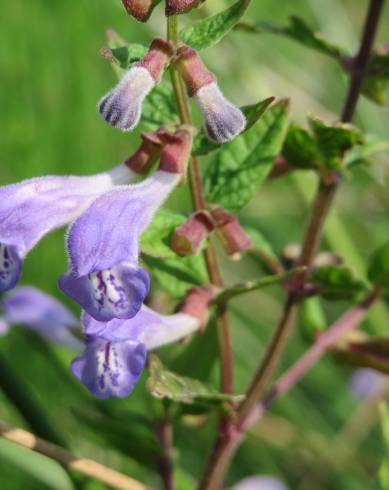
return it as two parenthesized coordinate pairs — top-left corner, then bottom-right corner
(194, 82), (246, 143)
(59, 170), (180, 321)
(83, 304), (200, 348)
(98, 38), (173, 131)
(0, 164), (135, 291)
(73, 305), (200, 399)
(1, 286), (82, 351)
(71, 338), (147, 399)
(175, 46), (245, 143)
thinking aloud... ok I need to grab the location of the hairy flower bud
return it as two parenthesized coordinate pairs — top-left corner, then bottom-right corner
(171, 210), (214, 256)
(125, 131), (163, 174)
(175, 46), (246, 143)
(165, 0), (204, 16)
(211, 207), (252, 259)
(178, 287), (213, 330)
(121, 0), (161, 22)
(98, 38), (174, 132)
(159, 127), (194, 174)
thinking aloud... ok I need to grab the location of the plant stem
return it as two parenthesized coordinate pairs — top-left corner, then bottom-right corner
(0, 419), (146, 490)
(166, 16), (233, 395)
(156, 411), (175, 490)
(341, 0), (385, 123)
(246, 287), (380, 428)
(199, 0), (384, 487)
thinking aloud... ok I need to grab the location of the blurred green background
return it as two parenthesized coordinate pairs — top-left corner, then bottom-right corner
(1, 0), (389, 489)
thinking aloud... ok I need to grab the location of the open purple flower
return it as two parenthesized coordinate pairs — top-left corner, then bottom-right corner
(72, 305), (200, 399)
(59, 169), (181, 322)
(98, 38), (174, 131)
(0, 164), (136, 292)
(0, 286), (82, 351)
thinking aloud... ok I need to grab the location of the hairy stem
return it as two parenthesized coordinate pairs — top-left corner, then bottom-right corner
(199, 0), (384, 487)
(167, 16), (233, 395)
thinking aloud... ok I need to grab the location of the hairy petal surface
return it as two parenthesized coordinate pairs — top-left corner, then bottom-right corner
(60, 171), (180, 321)
(194, 82), (246, 143)
(0, 164), (135, 291)
(71, 338), (147, 399)
(98, 67), (155, 131)
(1, 286), (82, 350)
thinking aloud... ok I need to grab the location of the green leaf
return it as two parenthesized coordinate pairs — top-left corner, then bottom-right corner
(311, 265), (366, 301)
(335, 337), (389, 375)
(143, 254), (207, 299)
(141, 81), (178, 130)
(73, 407), (160, 469)
(204, 99), (289, 210)
(141, 209), (185, 259)
(237, 16), (346, 59)
(179, 0), (251, 51)
(362, 46), (389, 106)
(343, 134), (389, 167)
(282, 124), (320, 169)
(308, 115), (363, 170)
(109, 44), (148, 69)
(368, 242), (389, 288)
(193, 97), (274, 156)
(300, 297), (327, 339)
(147, 355), (244, 405)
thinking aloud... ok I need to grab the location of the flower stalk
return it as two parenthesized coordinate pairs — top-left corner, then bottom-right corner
(166, 16), (234, 396)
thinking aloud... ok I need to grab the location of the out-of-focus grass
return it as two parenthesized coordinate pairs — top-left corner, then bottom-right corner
(0, 1), (389, 489)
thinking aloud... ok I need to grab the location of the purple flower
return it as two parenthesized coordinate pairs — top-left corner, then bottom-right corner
(0, 164), (135, 291)
(0, 286), (82, 351)
(72, 305), (200, 399)
(349, 368), (385, 400)
(175, 46), (246, 143)
(194, 82), (246, 143)
(232, 476), (289, 490)
(59, 170), (181, 322)
(98, 38), (174, 131)
(71, 338), (147, 400)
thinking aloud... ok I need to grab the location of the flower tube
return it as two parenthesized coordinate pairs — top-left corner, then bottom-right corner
(0, 163), (135, 291)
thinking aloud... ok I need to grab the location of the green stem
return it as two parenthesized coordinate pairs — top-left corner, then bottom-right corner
(166, 15), (233, 395)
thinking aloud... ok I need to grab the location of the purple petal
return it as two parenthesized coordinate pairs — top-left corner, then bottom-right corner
(60, 171), (179, 320)
(0, 244), (22, 292)
(0, 165), (134, 291)
(98, 67), (155, 132)
(349, 368), (385, 400)
(71, 337), (147, 399)
(59, 263), (150, 322)
(232, 476), (289, 490)
(83, 305), (200, 348)
(194, 82), (246, 143)
(1, 286), (82, 350)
